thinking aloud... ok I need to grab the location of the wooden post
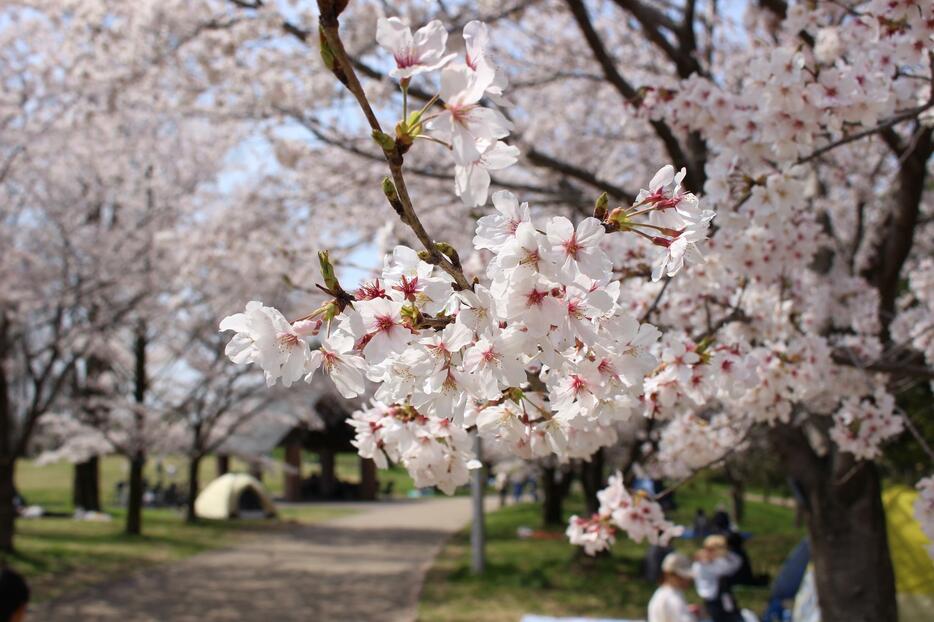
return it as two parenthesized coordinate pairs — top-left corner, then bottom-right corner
(216, 454), (229, 477)
(320, 448), (336, 498)
(284, 441), (302, 502)
(359, 456), (378, 500)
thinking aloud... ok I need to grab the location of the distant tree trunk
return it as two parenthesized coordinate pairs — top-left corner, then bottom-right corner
(284, 441), (302, 502)
(359, 456), (378, 500)
(0, 458), (15, 553)
(724, 465), (745, 525)
(249, 461), (263, 482)
(579, 448), (604, 516)
(542, 466), (568, 526)
(320, 448), (336, 498)
(216, 454), (230, 476)
(0, 315), (16, 553)
(771, 424), (897, 622)
(186, 454), (201, 523)
(73, 456), (101, 512)
(125, 453), (145, 535)
(125, 321), (147, 536)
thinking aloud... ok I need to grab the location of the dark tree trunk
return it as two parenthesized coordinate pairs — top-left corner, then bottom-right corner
(216, 454), (230, 476)
(73, 456), (101, 512)
(0, 315), (15, 553)
(542, 466), (564, 526)
(186, 455), (201, 523)
(283, 441), (302, 502)
(319, 448), (336, 498)
(771, 424), (897, 622)
(359, 456), (378, 501)
(579, 448), (604, 516)
(724, 465), (745, 525)
(125, 453), (145, 535)
(806, 463), (896, 622)
(0, 459), (15, 553)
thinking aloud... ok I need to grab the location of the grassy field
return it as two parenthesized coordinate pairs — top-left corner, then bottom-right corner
(419, 478), (802, 622)
(9, 454), (361, 602)
(17, 451), (418, 511)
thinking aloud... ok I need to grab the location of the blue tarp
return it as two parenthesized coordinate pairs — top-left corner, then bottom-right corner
(770, 538), (810, 601)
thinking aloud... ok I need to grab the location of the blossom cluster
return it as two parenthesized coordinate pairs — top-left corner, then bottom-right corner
(376, 17), (517, 207)
(566, 472), (683, 555)
(652, 414), (750, 480)
(829, 391), (904, 460)
(348, 401), (476, 494)
(220, 173), (716, 495)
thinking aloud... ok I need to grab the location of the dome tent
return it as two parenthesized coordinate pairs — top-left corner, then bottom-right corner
(194, 473), (276, 520)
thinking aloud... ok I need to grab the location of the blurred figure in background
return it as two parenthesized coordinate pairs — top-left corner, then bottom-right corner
(693, 508), (710, 542)
(693, 535), (743, 622)
(0, 567), (30, 622)
(648, 553), (699, 622)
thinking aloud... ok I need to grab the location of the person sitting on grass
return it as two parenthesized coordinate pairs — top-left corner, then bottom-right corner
(693, 535), (744, 622)
(0, 567), (30, 622)
(648, 552), (701, 622)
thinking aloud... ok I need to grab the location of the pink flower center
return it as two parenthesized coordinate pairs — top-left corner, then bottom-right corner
(526, 288), (548, 307)
(375, 315), (397, 333)
(392, 275), (420, 302)
(393, 50), (420, 69)
(277, 332), (301, 349)
(447, 103), (474, 127)
(563, 234), (582, 258)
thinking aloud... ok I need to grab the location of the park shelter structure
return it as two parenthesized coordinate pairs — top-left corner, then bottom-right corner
(218, 390), (378, 502)
(194, 473), (276, 519)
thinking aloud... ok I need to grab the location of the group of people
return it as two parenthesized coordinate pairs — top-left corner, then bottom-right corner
(648, 534), (755, 622)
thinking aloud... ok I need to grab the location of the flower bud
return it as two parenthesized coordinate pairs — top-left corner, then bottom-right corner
(318, 250), (340, 293)
(594, 192), (609, 221)
(381, 177), (405, 219)
(434, 242), (460, 267)
(372, 129), (396, 152)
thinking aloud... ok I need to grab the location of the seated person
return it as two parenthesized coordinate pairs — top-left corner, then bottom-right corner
(0, 567), (30, 622)
(693, 535), (744, 622)
(648, 553), (699, 622)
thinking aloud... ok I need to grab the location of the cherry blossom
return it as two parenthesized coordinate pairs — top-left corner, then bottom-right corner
(376, 18), (455, 79)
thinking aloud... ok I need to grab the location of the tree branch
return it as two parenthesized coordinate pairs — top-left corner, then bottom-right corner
(564, 0), (702, 192)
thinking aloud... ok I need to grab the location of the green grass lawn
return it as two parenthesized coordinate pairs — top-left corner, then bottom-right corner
(9, 455), (359, 602)
(419, 478), (803, 622)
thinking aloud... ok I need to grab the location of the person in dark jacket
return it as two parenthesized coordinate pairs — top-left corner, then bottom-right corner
(0, 567), (30, 622)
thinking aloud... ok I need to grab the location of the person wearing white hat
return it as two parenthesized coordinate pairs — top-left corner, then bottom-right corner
(647, 552), (699, 622)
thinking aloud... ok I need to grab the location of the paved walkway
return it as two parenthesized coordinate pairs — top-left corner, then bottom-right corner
(33, 497), (490, 622)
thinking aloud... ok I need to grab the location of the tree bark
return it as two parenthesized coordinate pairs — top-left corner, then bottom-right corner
(542, 466), (564, 526)
(579, 448), (604, 516)
(73, 456), (101, 512)
(806, 463), (896, 622)
(125, 453), (145, 535)
(185, 454), (201, 523)
(0, 314), (16, 552)
(216, 454), (230, 476)
(320, 448), (336, 498)
(284, 441), (302, 502)
(0, 458), (15, 553)
(359, 456), (378, 501)
(724, 465), (745, 525)
(771, 424), (897, 622)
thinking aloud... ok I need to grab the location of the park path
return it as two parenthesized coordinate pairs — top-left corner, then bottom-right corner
(33, 497), (491, 622)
